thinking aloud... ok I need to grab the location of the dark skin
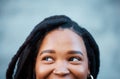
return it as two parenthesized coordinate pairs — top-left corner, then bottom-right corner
(35, 29), (90, 79)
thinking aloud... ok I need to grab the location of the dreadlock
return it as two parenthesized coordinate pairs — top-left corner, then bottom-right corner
(6, 15), (100, 79)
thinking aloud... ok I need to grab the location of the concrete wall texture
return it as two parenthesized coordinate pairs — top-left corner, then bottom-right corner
(0, 0), (120, 79)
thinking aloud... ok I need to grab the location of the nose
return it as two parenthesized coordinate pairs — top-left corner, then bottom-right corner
(53, 61), (70, 76)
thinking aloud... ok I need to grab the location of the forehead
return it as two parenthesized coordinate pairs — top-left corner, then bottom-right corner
(44, 28), (82, 41)
(39, 29), (86, 52)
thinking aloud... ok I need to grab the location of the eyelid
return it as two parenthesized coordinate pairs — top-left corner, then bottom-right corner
(41, 56), (55, 64)
(43, 56), (53, 61)
(68, 56), (82, 65)
(69, 57), (81, 61)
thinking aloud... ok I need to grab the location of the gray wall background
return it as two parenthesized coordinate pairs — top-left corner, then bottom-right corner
(0, 0), (120, 79)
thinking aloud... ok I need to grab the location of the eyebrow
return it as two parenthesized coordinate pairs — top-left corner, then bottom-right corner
(39, 50), (83, 56)
(68, 50), (83, 56)
(39, 50), (55, 55)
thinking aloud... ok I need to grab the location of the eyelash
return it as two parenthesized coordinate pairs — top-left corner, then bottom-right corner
(42, 56), (54, 64)
(41, 56), (82, 64)
(42, 56), (53, 61)
(68, 57), (81, 61)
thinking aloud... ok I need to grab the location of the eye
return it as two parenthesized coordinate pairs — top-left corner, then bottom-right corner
(42, 56), (54, 64)
(69, 57), (81, 62)
(43, 56), (53, 61)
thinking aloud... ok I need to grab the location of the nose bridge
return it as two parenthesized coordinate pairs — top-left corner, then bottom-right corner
(53, 60), (69, 75)
(56, 60), (67, 69)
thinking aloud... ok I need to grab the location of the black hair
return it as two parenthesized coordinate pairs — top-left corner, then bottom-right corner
(6, 15), (100, 79)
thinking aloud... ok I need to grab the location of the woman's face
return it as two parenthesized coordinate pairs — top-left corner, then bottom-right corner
(35, 29), (90, 79)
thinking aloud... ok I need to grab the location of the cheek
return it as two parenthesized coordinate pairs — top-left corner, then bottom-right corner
(35, 60), (53, 79)
(69, 64), (89, 79)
